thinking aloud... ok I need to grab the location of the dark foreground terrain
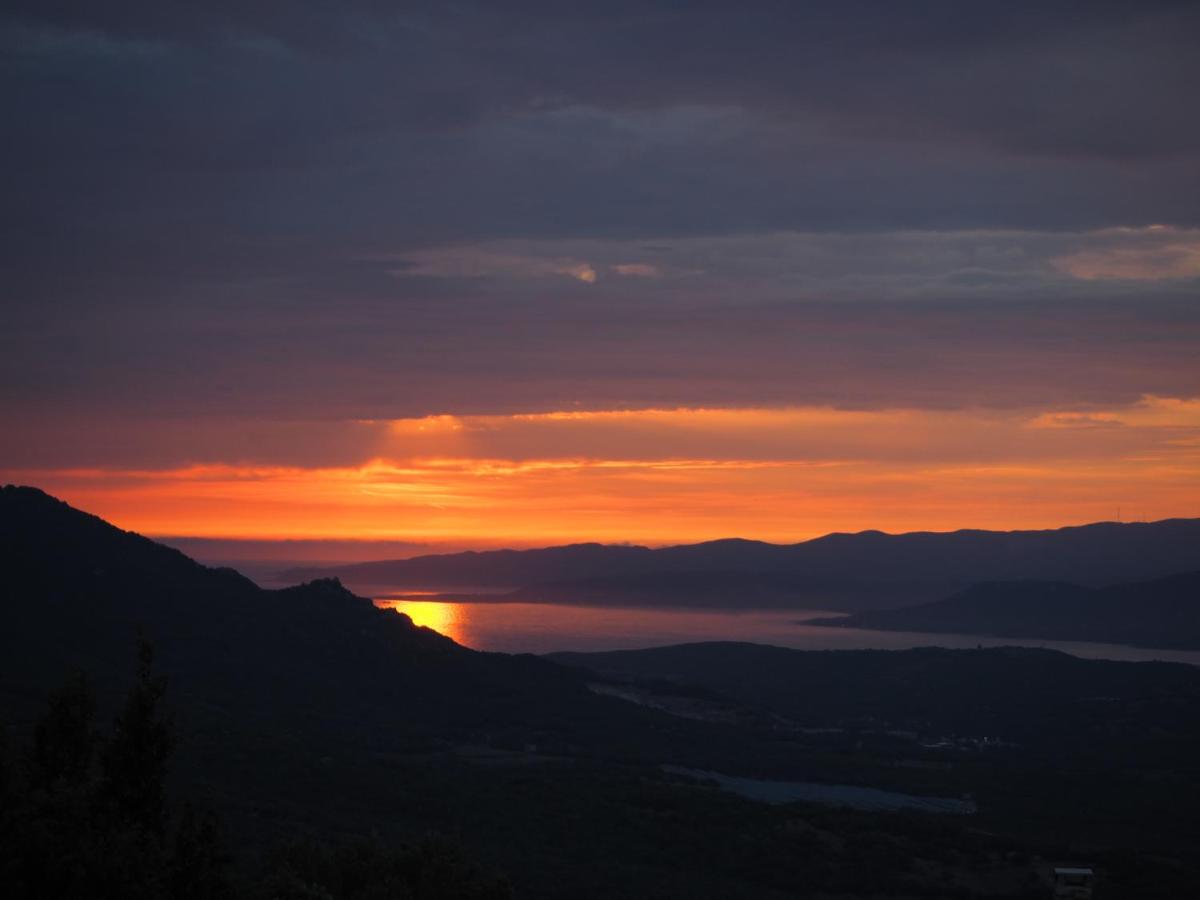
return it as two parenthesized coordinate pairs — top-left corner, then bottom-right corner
(4, 485), (1200, 898)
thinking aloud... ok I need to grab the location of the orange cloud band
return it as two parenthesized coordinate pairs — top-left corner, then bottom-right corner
(4, 399), (1198, 545)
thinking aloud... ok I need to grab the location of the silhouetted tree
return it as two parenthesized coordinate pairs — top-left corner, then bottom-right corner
(99, 636), (174, 836)
(1, 638), (228, 900)
(256, 835), (512, 900)
(27, 670), (96, 791)
(170, 802), (233, 900)
(0, 724), (10, 800)
(4, 638), (507, 899)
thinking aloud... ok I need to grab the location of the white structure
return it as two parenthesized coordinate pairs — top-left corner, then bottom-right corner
(1052, 866), (1094, 899)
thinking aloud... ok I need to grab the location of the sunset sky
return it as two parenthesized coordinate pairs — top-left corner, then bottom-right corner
(3, 3), (1199, 554)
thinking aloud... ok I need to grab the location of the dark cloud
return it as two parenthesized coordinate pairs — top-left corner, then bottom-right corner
(8, 2), (1199, 157)
(4, 277), (1198, 425)
(5, 3), (1199, 251)
(2, 2), (1199, 439)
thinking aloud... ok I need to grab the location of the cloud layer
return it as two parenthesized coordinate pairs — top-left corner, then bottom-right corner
(7, 399), (1199, 544)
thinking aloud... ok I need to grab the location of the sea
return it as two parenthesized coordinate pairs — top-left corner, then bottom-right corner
(367, 594), (1200, 665)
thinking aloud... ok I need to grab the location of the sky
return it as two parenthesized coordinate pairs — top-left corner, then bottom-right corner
(3, 2), (1199, 553)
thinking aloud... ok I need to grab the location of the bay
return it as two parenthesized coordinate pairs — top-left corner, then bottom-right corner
(372, 597), (1200, 664)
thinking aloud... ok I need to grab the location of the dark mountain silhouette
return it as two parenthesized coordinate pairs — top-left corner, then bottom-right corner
(0, 485), (667, 753)
(285, 518), (1200, 610)
(0, 484), (880, 778)
(811, 570), (1200, 650)
(284, 542), (662, 590)
(499, 570), (855, 608)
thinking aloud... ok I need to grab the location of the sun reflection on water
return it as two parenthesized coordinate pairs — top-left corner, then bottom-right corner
(375, 599), (466, 644)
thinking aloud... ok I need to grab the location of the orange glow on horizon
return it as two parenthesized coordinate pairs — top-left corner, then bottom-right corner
(4, 398), (1199, 547)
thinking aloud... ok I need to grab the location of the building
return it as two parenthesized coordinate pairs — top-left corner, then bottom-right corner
(1052, 866), (1094, 899)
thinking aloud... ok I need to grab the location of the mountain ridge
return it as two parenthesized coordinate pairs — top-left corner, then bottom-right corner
(282, 515), (1200, 610)
(813, 570), (1200, 650)
(0, 484), (632, 749)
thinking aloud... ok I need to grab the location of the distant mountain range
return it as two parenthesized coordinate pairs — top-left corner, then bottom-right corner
(814, 570), (1200, 650)
(285, 517), (1200, 610)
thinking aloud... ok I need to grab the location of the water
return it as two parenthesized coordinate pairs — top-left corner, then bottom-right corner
(664, 766), (976, 814)
(372, 598), (1200, 665)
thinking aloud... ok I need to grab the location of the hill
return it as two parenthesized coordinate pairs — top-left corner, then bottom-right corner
(285, 518), (1200, 610)
(812, 571), (1200, 649)
(0, 485), (703, 757)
